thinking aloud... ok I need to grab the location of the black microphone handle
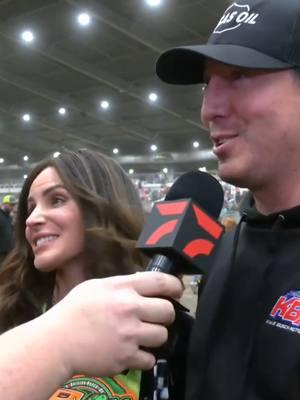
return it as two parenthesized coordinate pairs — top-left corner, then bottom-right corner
(146, 254), (175, 274)
(146, 254), (189, 314)
(145, 254), (189, 358)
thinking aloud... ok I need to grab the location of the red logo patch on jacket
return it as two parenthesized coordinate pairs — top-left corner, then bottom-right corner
(266, 291), (300, 334)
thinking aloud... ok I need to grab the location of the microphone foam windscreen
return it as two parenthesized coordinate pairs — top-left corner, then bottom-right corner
(165, 171), (224, 218)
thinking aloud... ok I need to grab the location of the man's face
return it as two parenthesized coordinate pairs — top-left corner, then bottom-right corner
(2, 203), (14, 213)
(201, 60), (300, 191)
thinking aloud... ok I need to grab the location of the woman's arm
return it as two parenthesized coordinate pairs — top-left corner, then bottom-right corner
(0, 272), (183, 399)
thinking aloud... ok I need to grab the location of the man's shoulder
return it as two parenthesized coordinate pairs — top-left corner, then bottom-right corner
(0, 208), (7, 220)
(0, 208), (11, 228)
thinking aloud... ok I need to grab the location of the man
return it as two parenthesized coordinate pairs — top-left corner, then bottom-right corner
(156, 0), (300, 399)
(0, 194), (16, 263)
(0, 272), (183, 399)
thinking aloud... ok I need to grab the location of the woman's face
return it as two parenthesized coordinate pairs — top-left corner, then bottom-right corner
(25, 167), (85, 272)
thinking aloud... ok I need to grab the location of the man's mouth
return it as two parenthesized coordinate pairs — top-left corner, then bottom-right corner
(215, 138), (227, 147)
(213, 134), (237, 148)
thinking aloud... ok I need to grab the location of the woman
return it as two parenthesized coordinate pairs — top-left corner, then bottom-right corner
(0, 148), (190, 399)
(0, 149), (146, 396)
(0, 148), (145, 325)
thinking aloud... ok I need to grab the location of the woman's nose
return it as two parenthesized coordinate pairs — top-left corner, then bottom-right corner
(25, 206), (46, 227)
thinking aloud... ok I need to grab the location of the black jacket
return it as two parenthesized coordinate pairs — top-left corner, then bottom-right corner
(141, 309), (194, 400)
(186, 204), (300, 400)
(0, 208), (14, 263)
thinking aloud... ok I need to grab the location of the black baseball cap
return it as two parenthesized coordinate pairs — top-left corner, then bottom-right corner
(156, 0), (300, 84)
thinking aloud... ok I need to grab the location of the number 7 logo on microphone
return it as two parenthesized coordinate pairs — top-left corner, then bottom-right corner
(137, 199), (224, 274)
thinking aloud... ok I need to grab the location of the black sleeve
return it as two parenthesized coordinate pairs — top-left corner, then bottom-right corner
(0, 215), (14, 255)
(139, 310), (194, 400)
(168, 310), (194, 400)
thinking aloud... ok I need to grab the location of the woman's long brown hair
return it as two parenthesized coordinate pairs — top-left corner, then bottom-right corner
(0, 149), (146, 332)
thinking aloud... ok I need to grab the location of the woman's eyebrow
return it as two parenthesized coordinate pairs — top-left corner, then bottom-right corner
(27, 184), (66, 203)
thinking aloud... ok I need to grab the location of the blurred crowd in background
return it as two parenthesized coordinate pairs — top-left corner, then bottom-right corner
(133, 173), (247, 225)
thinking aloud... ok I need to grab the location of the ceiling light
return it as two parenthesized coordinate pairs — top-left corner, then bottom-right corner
(22, 113), (31, 122)
(150, 144), (158, 152)
(23, 155), (29, 161)
(58, 107), (66, 115)
(100, 100), (110, 110)
(21, 30), (34, 43)
(113, 148), (119, 155)
(53, 152), (61, 158)
(129, 169), (134, 175)
(146, 0), (162, 7)
(162, 168), (168, 174)
(0, 158), (4, 164)
(148, 92), (158, 102)
(198, 167), (207, 172)
(193, 141), (200, 148)
(77, 13), (91, 27)
(24, 174), (28, 179)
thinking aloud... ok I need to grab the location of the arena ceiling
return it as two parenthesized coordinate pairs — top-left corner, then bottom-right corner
(0, 0), (228, 183)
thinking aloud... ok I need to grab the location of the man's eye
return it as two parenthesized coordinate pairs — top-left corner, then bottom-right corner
(237, 73), (246, 80)
(233, 69), (250, 80)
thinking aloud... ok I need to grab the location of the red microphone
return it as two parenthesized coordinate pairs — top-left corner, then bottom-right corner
(137, 171), (224, 276)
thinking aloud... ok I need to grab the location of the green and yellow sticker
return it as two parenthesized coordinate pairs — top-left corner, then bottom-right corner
(50, 370), (141, 400)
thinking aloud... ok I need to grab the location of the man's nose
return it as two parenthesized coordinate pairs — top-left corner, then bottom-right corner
(201, 75), (231, 128)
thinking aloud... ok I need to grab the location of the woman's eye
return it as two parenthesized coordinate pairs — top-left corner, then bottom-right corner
(52, 196), (66, 205)
(27, 204), (35, 216)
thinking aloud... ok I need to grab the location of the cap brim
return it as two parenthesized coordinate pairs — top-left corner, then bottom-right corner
(156, 44), (292, 85)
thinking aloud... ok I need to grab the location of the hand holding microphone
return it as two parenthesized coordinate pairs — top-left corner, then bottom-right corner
(0, 272), (183, 400)
(46, 272), (183, 376)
